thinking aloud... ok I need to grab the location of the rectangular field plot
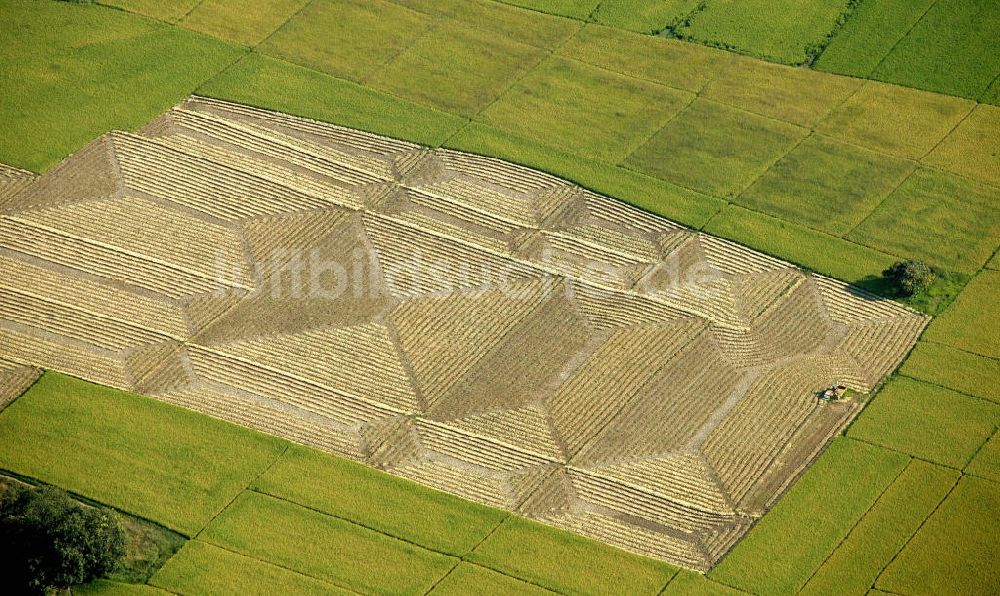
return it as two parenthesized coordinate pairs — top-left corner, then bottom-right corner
(178, 0), (309, 46)
(924, 104), (1000, 188)
(150, 541), (349, 596)
(0, 0), (244, 173)
(625, 99), (807, 197)
(736, 134), (915, 235)
(709, 438), (910, 594)
(200, 492), (456, 593)
(800, 460), (958, 595)
(0, 373), (286, 535)
(468, 516), (677, 594)
(816, 82), (974, 160)
(591, 0), (701, 34)
(923, 271), (1000, 358)
(676, 0), (853, 65)
(847, 168), (1000, 274)
(815, 0), (936, 78)
(556, 25), (733, 94)
(877, 476), (1000, 594)
(253, 444), (507, 555)
(0, 97), (927, 571)
(701, 57), (861, 128)
(428, 563), (552, 596)
(871, 0), (1000, 99)
(900, 341), (1000, 403)
(367, 20), (549, 116)
(258, 0), (433, 82)
(480, 56), (694, 163)
(848, 377), (1000, 468)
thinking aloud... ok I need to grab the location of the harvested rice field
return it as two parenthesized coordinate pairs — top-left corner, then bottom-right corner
(0, 97), (927, 571)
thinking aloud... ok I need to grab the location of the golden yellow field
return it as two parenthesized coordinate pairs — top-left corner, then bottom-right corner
(0, 97), (926, 570)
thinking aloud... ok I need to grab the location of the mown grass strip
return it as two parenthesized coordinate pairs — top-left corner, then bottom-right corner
(900, 341), (1000, 403)
(800, 459), (958, 595)
(444, 122), (724, 228)
(200, 491), (456, 594)
(708, 438), (910, 595)
(848, 377), (1000, 468)
(702, 205), (897, 285)
(197, 53), (468, 147)
(468, 516), (677, 595)
(253, 444), (507, 556)
(0, 373), (286, 536)
(150, 540), (351, 595)
(878, 476), (1000, 593)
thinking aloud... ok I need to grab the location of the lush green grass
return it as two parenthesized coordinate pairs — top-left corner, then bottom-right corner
(848, 377), (1000, 468)
(901, 341), (1000, 403)
(625, 99), (807, 198)
(200, 491), (456, 593)
(924, 271), (1000, 358)
(816, 81), (974, 160)
(444, 123), (724, 227)
(800, 459), (958, 595)
(480, 56), (693, 163)
(557, 25), (733, 93)
(871, 0), (1000, 99)
(878, 476), (1000, 593)
(925, 104), (1000, 188)
(709, 438), (909, 595)
(429, 562), (552, 595)
(368, 20), (548, 116)
(74, 580), (171, 596)
(815, 0), (936, 77)
(197, 53), (467, 147)
(592, 0), (701, 34)
(662, 571), (745, 595)
(393, 0), (581, 49)
(468, 516), (677, 595)
(499, 0), (599, 20)
(966, 433), (1000, 482)
(736, 134), (915, 235)
(0, 0), (244, 172)
(847, 168), (1000, 274)
(702, 205), (897, 284)
(178, 0), (308, 46)
(677, 0), (853, 65)
(701, 56), (861, 127)
(0, 373), (286, 535)
(99, 0), (201, 23)
(150, 540), (349, 595)
(0, 475), (185, 585)
(253, 444), (507, 556)
(258, 0), (433, 82)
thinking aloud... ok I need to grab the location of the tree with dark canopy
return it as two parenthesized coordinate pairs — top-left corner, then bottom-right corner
(0, 484), (126, 594)
(882, 259), (935, 297)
